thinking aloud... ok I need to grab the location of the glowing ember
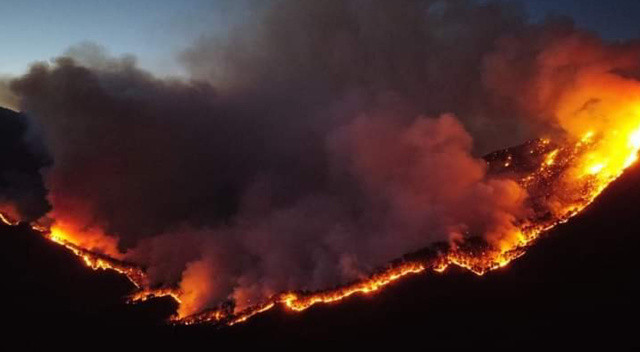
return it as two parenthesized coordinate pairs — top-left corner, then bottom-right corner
(46, 227), (149, 288)
(129, 288), (183, 304)
(179, 262), (427, 326)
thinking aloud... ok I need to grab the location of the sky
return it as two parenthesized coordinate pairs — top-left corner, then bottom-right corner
(1, 0), (639, 77)
(0, 0), (256, 77)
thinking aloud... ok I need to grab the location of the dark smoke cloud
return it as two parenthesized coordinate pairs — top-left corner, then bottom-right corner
(11, 52), (240, 243)
(182, 0), (532, 153)
(0, 107), (51, 221)
(4, 0), (604, 314)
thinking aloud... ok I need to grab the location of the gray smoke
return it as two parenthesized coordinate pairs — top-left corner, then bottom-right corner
(0, 106), (51, 222)
(6, 0), (620, 315)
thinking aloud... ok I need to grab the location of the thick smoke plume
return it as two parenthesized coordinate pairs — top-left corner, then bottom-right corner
(0, 107), (50, 222)
(4, 0), (640, 316)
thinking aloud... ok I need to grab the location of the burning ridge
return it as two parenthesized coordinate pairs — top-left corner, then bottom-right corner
(4, 1), (640, 328)
(174, 134), (633, 326)
(4, 131), (634, 326)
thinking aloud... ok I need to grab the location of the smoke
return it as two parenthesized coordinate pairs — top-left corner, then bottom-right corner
(182, 0), (531, 153)
(0, 77), (19, 111)
(483, 19), (640, 131)
(0, 107), (51, 222)
(5, 0), (640, 316)
(484, 20), (640, 222)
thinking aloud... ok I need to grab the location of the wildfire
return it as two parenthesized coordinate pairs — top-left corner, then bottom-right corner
(1, 120), (638, 328)
(129, 288), (183, 304)
(3, 71), (640, 327)
(2, 119), (640, 326)
(46, 225), (149, 288)
(179, 261), (427, 326)
(186, 112), (640, 325)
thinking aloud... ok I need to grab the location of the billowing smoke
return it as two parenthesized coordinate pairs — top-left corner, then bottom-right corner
(4, 0), (640, 316)
(0, 107), (50, 222)
(182, 0), (531, 153)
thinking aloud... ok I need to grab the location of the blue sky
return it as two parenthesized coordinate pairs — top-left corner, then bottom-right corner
(1, 0), (639, 77)
(525, 0), (640, 39)
(0, 0), (253, 76)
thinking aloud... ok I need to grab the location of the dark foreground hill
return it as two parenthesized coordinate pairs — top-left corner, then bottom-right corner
(2, 160), (640, 348)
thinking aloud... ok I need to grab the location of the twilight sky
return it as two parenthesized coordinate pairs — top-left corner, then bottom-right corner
(1, 0), (639, 77)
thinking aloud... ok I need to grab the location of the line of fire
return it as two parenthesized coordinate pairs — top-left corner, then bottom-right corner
(4, 112), (640, 326)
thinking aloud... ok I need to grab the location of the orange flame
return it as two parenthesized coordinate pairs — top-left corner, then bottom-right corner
(47, 226), (148, 288)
